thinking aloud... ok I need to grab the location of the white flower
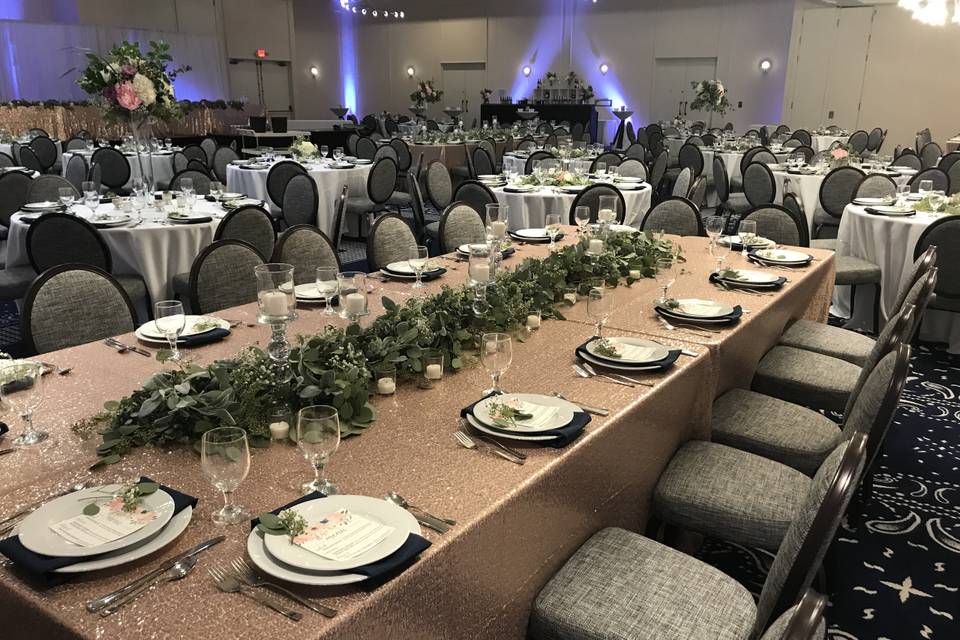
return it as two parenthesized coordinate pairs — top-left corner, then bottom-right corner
(131, 73), (157, 107)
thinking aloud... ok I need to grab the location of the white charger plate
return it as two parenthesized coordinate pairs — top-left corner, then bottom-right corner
(584, 337), (669, 364)
(263, 495), (414, 572)
(512, 228), (548, 239)
(22, 201), (61, 212)
(719, 235), (775, 249)
(465, 412), (560, 442)
(869, 206), (916, 216)
(719, 269), (781, 285)
(89, 215), (133, 228)
(295, 283), (336, 301)
(384, 261), (443, 276)
(138, 315), (229, 341)
(578, 348), (672, 372)
(853, 197), (894, 206)
(657, 298), (735, 319)
(473, 393), (576, 433)
(18, 485), (176, 558)
(753, 249), (813, 264)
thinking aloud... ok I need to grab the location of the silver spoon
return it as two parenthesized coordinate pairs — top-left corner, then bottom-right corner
(101, 556), (197, 616)
(385, 491), (456, 527)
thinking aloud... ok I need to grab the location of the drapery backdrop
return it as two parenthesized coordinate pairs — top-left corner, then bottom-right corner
(0, 20), (228, 102)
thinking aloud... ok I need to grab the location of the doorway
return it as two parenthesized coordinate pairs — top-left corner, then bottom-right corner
(651, 57), (718, 123)
(441, 62), (486, 127)
(228, 59), (293, 116)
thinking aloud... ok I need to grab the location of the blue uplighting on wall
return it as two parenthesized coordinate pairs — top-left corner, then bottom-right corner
(338, 7), (359, 116)
(0, 0), (25, 20)
(510, 1), (564, 100)
(2, 23), (21, 99)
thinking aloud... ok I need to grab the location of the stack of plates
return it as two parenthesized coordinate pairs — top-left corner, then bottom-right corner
(135, 315), (231, 346)
(748, 248), (813, 267)
(240, 162), (270, 170)
(654, 298), (743, 325)
(478, 175), (507, 187)
(711, 269), (786, 290)
(463, 393), (582, 444)
(247, 495), (421, 586)
(381, 261), (446, 281)
(330, 161), (356, 169)
(21, 201), (63, 213)
(577, 337), (680, 372)
(88, 214), (134, 228)
(502, 185), (537, 194)
(15, 484), (190, 575)
(456, 243), (516, 259)
(612, 178), (645, 191)
(864, 205), (916, 217)
(853, 197), (895, 207)
(508, 228), (563, 243)
(295, 283), (337, 304)
(167, 211), (214, 224)
(218, 192), (245, 202)
(718, 235), (776, 251)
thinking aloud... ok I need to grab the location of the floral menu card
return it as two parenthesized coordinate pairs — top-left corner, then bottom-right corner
(293, 509), (396, 562)
(49, 497), (159, 547)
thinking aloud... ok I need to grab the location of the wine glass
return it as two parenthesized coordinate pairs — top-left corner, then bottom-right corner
(82, 180), (98, 210)
(179, 177), (194, 199)
(918, 179), (933, 197)
(595, 161), (607, 178)
(201, 427), (250, 524)
(928, 191), (947, 213)
(738, 219), (757, 256)
(575, 206), (591, 234)
(710, 230), (731, 273)
(586, 280), (611, 337)
(545, 213), (562, 250)
(58, 187), (75, 214)
(704, 215), (724, 251)
(296, 405), (340, 495)
(655, 257), (676, 304)
(164, 137), (172, 151)
(2, 360), (47, 445)
(480, 333), (512, 395)
(333, 147), (344, 162)
(320, 145), (329, 159)
(154, 300), (187, 362)
(408, 245), (429, 289)
(209, 181), (222, 199)
(316, 266), (339, 315)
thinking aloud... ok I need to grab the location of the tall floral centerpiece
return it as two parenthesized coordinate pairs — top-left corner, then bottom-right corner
(77, 40), (190, 191)
(410, 79), (443, 119)
(688, 79), (732, 128)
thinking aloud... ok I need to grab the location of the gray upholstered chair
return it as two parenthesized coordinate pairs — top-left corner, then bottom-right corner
(344, 157), (398, 235)
(472, 147), (495, 176)
(425, 161), (453, 210)
(847, 130), (869, 155)
(373, 144), (397, 163)
(439, 203), (485, 253)
(212, 146), (239, 184)
(761, 590), (827, 640)
(714, 156), (750, 214)
(867, 127), (884, 153)
(624, 143), (647, 161)
(678, 143), (704, 178)
(355, 136), (377, 160)
(366, 214), (417, 272)
(740, 204), (809, 247)
(200, 138), (218, 167)
(892, 151), (921, 171)
(914, 217), (960, 320)
(616, 158), (647, 180)
(944, 157), (960, 195)
(91, 147), (131, 192)
(22, 265), (137, 354)
(531, 435), (865, 640)
(516, 137), (536, 151)
(63, 137), (87, 152)
(0, 170), (32, 225)
(329, 183), (349, 252)
(29, 136), (58, 173)
(0, 152), (14, 168)
(17, 146), (43, 173)
(919, 141), (942, 169)
(648, 151), (668, 193)
(742, 162), (775, 206)
(688, 176), (706, 210)
(266, 160), (308, 209)
(671, 167), (693, 198)
(790, 129), (813, 147)
(169, 169), (212, 195)
(280, 173), (318, 227)
(406, 174), (430, 245)
(791, 145), (815, 164)
(172, 151), (189, 174)
(26, 175), (79, 203)
(814, 166), (863, 238)
(346, 133), (360, 156)
(908, 167), (949, 193)
(184, 240), (264, 313)
(214, 204), (276, 260)
(589, 152), (621, 173)
(181, 144), (207, 165)
(640, 197), (703, 236)
(64, 154), (88, 192)
(525, 150), (555, 175)
(452, 180), (497, 222)
(271, 225), (340, 285)
(856, 174), (896, 199)
(389, 138), (413, 177)
(567, 183), (626, 225)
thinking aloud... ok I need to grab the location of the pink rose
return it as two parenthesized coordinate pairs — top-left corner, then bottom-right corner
(121, 64), (137, 78)
(115, 82), (142, 110)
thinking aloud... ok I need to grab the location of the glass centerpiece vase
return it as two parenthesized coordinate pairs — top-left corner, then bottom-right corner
(255, 264), (298, 364)
(130, 118), (156, 193)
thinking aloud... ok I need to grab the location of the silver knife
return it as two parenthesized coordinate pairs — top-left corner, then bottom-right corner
(86, 535), (225, 612)
(412, 513), (450, 534)
(552, 392), (610, 416)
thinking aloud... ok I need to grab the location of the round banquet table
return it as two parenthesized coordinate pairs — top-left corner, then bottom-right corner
(501, 153), (593, 175)
(492, 184), (652, 230)
(226, 161), (371, 239)
(409, 140), (506, 171)
(61, 150), (176, 191)
(834, 204), (959, 353)
(6, 201), (227, 303)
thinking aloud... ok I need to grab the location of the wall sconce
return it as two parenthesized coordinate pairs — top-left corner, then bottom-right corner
(599, 62), (609, 75)
(759, 59), (772, 73)
(522, 65), (532, 77)
(406, 66), (416, 77)
(309, 66), (319, 78)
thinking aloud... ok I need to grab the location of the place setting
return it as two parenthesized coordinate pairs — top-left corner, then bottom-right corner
(746, 247), (815, 268)
(378, 246), (447, 287)
(134, 301), (232, 352)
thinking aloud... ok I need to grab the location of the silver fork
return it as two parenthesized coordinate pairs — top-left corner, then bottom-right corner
(657, 317), (718, 336)
(454, 431), (524, 465)
(459, 420), (527, 460)
(573, 363), (634, 387)
(230, 558), (337, 618)
(208, 566), (302, 621)
(579, 362), (654, 388)
(106, 338), (151, 357)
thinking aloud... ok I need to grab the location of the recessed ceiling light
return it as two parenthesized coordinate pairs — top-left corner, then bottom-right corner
(759, 58), (772, 72)
(522, 65), (532, 77)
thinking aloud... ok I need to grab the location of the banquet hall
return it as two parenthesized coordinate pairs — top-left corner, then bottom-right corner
(0, 0), (957, 638)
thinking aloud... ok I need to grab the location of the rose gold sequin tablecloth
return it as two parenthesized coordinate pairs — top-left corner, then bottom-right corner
(0, 232), (833, 639)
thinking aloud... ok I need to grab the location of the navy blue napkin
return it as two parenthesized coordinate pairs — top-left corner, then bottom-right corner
(459, 394), (589, 448)
(178, 328), (230, 347)
(0, 421), (7, 437)
(746, 248), (812, 266)
(0, 478), (198, 588)
(250, 492), (431, 588)
(576, 338), (680, 371)
(655, 302), (743, 325)
(508, 231), (564, 243)
(382, 266), (447, 281)
(708, 271), (786, 290)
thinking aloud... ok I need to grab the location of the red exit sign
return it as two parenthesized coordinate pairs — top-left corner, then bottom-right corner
(255, 48), (267, 59)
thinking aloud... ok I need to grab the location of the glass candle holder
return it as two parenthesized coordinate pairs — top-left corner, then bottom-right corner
(563, 286), (579, 305)
(337, 271), (368, 322)
(374, 364), (397, 396)
(267, 405), (292, 442)
(421, 350), (444, 389)
(468, 244), (494, 287)
(255, 263), (297, 363)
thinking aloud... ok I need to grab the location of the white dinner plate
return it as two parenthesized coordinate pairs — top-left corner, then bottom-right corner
(167, 212), (213, 224)
(263, 495), (414, 572)
(137, 315), (230, 341)
(584, 337), (670, 364)
(753, 249), (813, 265)
(869, 205), (916, 216)
(477, 174), (501, 181)
(353, 159), (373, 165)
(656, 298), (735, 319)
(512, 228), (548, 239)
(22, 201), (62, 212)
(465, 413), (561, 442)
(54, 507), (193, 574)
(889, 166), (918, 174)
(472, 393), (576, 433)
(384, 261), (443, 275)
(561, 185), (587, 193)
(719, 235), (775, 249)
(578, 348), (673, 372)
(18, 485), (176, 558)
(853, 197), (895, 206)
(718, 269), (781, 285)
(89, 215), (133, 228)
(218, 192), (245, 200)
(294, 283), (336, 301)
(247, 508), (420, 586)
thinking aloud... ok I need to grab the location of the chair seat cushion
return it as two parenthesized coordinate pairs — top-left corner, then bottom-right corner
(752, 345), (861, 413)
(114, 274), (147, 303)
(0, 265), (36, 300)
(834, 255), (881, 285)
(530, 527), (756, 640)
(711, 388), (843, 476)
(779, 319), (875, 366)
(929, 292), (960, 313)
(387, 192), (412, 207)
(654, 441), (809, 550)
(450, 166), (471, 179)
(725, 192), (751, 213)
(813, 209), (840, 227)
(810, 238), (836, 251)
(344, 196), (377, 215)
(425, 221), (439, 240)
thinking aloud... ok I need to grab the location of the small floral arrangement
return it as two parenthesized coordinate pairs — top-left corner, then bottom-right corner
(80, 480), (160, 516)
(410, 79), (443, 107)
(480, 88), (493, 104)
(915, 194), (960, 214)
(519, 170), (590, 188)
(546, 71), (558, 84)
(257, 508), (308, 539)
(591, 338), (622, 359)
(689, 80), (732, 115)
(289, 135), (318, 159)
(830, 143), (855, 167)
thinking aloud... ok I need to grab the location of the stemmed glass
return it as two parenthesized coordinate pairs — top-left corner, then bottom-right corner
(928, 191), (947, 213)
(320, 145), (329, 160)
(316, 266), (339, 315)
(574, 206), (591, 235)
(738, 220), (757, 256)
(409, 245), (429, 289)
(918, 179), (933, 197)
(164, 138), (172, 151)
(710, 229), (731, 273)
(58, 187), (75, 215)
(200, 427), (250, 525)
(180, 177), (194, 198)
(2, 360), (47, 445)
(82, 181), (98, 211)
(333, 147), (344, 162)
(587, 280), (611, 337)
(545, 213), (562, 250)
(209, 181), (222, 199)
(704, 215), (724, 252)
(154, 300), (187, 362)
(297, 405), (340, 495)
(655, 257), (676, 304)
(480, 333), (512, 395)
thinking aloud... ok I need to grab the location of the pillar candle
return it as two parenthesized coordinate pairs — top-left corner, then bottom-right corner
(425, 364), (443, 380)
(629, 269), (642, 279)
(260, 290), (289, 317)
(588, 239), (604, 254)
(269, 421), (290, 440)
(377, 377), (396, 395)
(491, 221), (507, 237)
(470, 263), (491, 282)
(344, 292), (366, 315)
(526, 314), (541, 330)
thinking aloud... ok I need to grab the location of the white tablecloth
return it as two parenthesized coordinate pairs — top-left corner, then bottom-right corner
(493, 184), (652, 230)
(61, 150), (176, 191)
(833, 205), (959, 352)
(811, 135), (845, 153)
(502, 154), (593, 175)
(6, 201), (224, 302)
(226, 162), (371, 239)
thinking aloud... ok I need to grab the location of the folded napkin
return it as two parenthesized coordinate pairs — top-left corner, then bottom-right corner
(459, 394), (590, 448)
(576, 338), (680, 370)
(179, 328), (230, 347)
(709, 272), (786, 290)
(382, 267), (447, 281)
(250, 493), (431, 589)
(0, 478), (198, 588)
(0, 421), (7, 437)
(507, 231), (564, 243)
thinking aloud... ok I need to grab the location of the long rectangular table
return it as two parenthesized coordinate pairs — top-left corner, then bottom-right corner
(0, 234), (834, 638)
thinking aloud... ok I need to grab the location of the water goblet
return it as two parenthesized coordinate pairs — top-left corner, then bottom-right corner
(575, 206), (591, 235)
(1, 360), (47, 445)
(316, 266), (339, 315)
(586, 280), (611, 337)
(209, 181), (222, 199)
(409, 245), (429, 289)
(154, 300), (187, 362)
(82, 180), (99, 210)
(320, 145), (329, 159)
(297, 405), (340, 495)
(710, 230), (731, 273)
(180, 177), (194, 198)
(704, 215), (724, 251)
(738, 219), (758, 256)
(654, 257), (676, 304)
(201, 427), (250, 524)
(918, 180), (933, 197)
(480, 333), (512, 395)
(58, 187), (75, 214)
(545, 213), (562, 250)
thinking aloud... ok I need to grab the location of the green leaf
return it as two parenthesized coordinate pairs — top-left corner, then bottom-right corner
(82, 503), (101, 516)
(259, 513), (282, 529)
(382, 297), (397, 311)
(137, 482), (160, 495)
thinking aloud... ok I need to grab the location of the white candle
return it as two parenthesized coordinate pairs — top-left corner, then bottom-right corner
(344, 292), (366, 315)
(491, 221), (507, 237)
(425, 364), (443, 380)
(526, 314), (541, 330)
(629, 269), (642, 279)
(589, 239), (604, 254)
(598, 208), (615, 223)
(269, 421), (289, 440)
(564, 292), (578, 304)
(470, 263), (491, 283)
(260, 290), (289, 317)
(377, 377), (396, 395)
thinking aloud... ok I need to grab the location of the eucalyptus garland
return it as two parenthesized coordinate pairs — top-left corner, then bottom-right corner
(75, 231), (679, 465)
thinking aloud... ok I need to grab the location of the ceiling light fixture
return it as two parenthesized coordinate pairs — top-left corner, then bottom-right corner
(599, 62), (609, 75)
(339, 3), (405, 20)
(309, 66), (319, 78)
(522, 65), (532, 77)
(759, 58), (772, 73)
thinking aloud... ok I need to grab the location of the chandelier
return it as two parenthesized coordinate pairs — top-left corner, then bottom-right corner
(897, 0), (960, 26)
(338, 0), (405, 19)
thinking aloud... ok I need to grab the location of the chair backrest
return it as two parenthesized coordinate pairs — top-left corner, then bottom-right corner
(590, 152), (622, 173)
(919, 141), (942, 169)
(186, 158), (210, 175)
(525, 151), (555, 175)
(678, 143), (704, 178)
(570, 122), (584, 141)
(688, 176), (706, 209)
(517, 137), (536, 151)
(347, 133), (360, 156)
(64, 154), (88, 192)
(29, 136), (58, 172)
(0, 170), (32, 226)
(265, 160), (308, 208)
(200, 138), (218, 166)
(916, 216), (959, 307)
(406, 173), (428, 244)
(649, 151), (668, 192)
(188, 240), (264, 314)
(439, 202), (486, 253)
(671, 167), (693, 198)
(17, 145), (43, 173)
(855, 174), (896, 199)
(568, 183), (626, 224)
(181, 144), (207, 165)
(624, 143), (647, 161)
(366, 213), (417, 272)
(330, 183), (349, 250)
(740, 146), (768, 175)
(760, 590), (827, 640)
(281, 173), (319, 227)
(818, 166), (865, 218)
(389, 138), (412, 172)
(373, 144), (397, 164)
(0, 151), (13, 168)
(783, 139), (801, 149)
(742, 162), (776, 207)
(64, 137), (87, 152)
(425, 161), (453, 210)
(790, 129), (812, 147)
(891, 246), (937, 317)
(782, 192), (804, 221)
(22, 264), (136, 355)
(356, 137), (377, 160)
(271, 225), (340, 285)
(172, 150), (189, 173)
(640, 196), (703, 236)
(754, 434), (867, 632)
(91, 147), (131, 190)
(791, 146), (815, 164)
(616, 158), (647, 180)
(453, 180), (497, 220)
(713, 156), (730, 204)
(26, 212), (111, 272)
(472, 147), (495, 176)
(915, 128), (932, 153)
(937, 150), (960, 174)
(169, 169), (212, 195)
(211, 146), (240, 183)
(26, 175), (79, 203)
(741, 204), (809, 247)
(892, 151), (921, 171)
(366, 157), (399, 204)
(867, 127), (883, 152)
(685, 135), (705, 147)
(847, 130), (869, 154)
(214, 204), (276, 260)
(909, 167), (949, 193)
